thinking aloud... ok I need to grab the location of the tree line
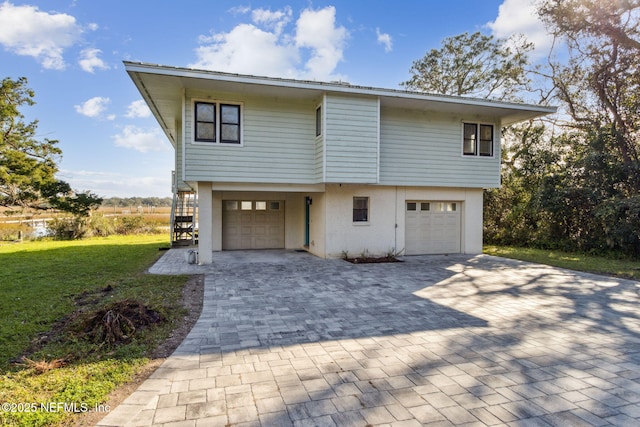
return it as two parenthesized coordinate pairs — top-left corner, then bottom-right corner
(404, 0), (640, 258)
(101, 197), (173, 208)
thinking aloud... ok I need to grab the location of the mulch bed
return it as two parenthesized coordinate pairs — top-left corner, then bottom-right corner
(343, 256), (403, 264)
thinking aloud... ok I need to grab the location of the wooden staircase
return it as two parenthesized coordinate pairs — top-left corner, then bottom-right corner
(171, 191), (197, 246)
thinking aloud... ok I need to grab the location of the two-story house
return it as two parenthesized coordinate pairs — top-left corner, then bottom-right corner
(125, 62), (555, 264)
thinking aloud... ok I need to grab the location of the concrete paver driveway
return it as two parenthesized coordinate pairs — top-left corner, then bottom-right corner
(98, 250), (640, 426)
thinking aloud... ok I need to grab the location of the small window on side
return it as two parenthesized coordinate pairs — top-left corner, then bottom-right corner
(255, 201), (267, 210)
(225, 201), (238, 210)
(407, 202), (417, 211)
(420, 202), (430, 211)
(316, 105), (322, 137)
(353, 197), (369, 222)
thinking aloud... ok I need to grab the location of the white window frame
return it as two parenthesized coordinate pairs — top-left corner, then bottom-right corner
(315, 104), (322, 137)
(462, 122), (494, 157)
(353, 196), (370, 224)
(193, 99), (243, 146)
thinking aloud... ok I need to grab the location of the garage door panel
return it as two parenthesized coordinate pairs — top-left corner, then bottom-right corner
(223, 200), (285, 250)
(405, 201), (460, 255)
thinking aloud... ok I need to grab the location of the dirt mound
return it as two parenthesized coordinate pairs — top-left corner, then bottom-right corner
(80, 300), (164, 345)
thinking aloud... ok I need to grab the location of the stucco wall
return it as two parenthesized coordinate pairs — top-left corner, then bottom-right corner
(320, 185), (484, 258)
(198, 184), (483, 261)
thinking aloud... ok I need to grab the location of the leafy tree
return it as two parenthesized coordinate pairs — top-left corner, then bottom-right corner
(539, 0), (640, 190)
(1, 77), (102, 218)
(402, 31), (534, 101)
(0, 77), (61, 208)
(535, 0), (640, 255)
(44, 181), (102, 217)
(484, 122), (562, 247)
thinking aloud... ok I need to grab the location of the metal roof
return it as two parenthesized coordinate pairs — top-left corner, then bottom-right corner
(124, 61), (557, 146)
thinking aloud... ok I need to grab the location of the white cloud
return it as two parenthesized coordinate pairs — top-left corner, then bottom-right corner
(295, 6), (348, 80)
(229, 5), (251, 15)
(126, 100), (151, 118)
(192, 23), (299, 78)
(0, 1), (82, 69)
(376, 28), (392, 52)
(74, 96), (112, 119)
(112, 126), (168, 153)
(78, 48), (109, 73)
(486, 0), (553, 59)
(190, 6), (348, 81)
(252, 7), (292, 35)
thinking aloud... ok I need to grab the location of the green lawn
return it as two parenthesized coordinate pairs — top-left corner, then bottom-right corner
(0, 235), (190, 426)
(484, 245), (640, 281)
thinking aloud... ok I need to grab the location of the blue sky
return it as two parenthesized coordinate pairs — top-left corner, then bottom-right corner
(0, 0), (550, 197)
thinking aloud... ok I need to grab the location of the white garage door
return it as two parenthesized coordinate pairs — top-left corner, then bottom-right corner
(222, 200), (285, 250)
(405, 201), (461, 255)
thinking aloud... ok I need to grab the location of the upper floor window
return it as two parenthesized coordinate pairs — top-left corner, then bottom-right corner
(315, 105), (322, 137)
(463, 123), (493, 157)
(195, 102), (216, 142)
(194, 101), (241, 144)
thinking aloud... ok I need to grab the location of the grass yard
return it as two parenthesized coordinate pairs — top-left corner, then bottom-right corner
(0, 235), (191, 427)
(484, 245), (640, 281)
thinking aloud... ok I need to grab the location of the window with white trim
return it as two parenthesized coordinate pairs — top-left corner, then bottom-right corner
(315, 105), (322, 137)
(353, 197), (369, 222)
(194, 101), (241, 144)
(463, 123), (493, 157)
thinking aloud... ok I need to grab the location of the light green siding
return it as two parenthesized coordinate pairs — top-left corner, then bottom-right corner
(324, 94), (379, 183)
(174, 121), (191, 191)
(315, 134), (324, 182)
(183, 90), (317, 184)
(379, 107), (501, 188)
(181, 90), (500, 188)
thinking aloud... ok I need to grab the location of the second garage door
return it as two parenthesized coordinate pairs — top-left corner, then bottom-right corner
(222, 200), (285, 250)
(405, 201), (461, 255)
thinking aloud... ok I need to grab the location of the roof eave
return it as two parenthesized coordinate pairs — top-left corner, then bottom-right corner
(124, 61), (557, 128)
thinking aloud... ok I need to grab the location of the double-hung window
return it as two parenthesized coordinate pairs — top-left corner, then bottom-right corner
(194, 101), (241, 144)
(353, 197), (369, 222)
(463, 123), (493, 157)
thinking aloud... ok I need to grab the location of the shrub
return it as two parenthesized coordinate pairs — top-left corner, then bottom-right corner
(115, 215), (151, 234)
(48, 217), (90, 240)
(0, 222), (30, 241)
(88, 213), (115, 237)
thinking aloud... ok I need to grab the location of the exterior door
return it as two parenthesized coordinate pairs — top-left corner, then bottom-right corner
(405, 201), (461, 255)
